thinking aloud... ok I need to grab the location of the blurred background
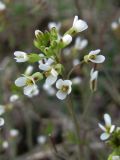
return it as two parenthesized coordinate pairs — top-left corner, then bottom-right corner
(0, 0), (120, 160)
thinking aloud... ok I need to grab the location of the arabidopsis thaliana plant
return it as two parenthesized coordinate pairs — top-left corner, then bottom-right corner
(90, 68), (98, 91)
(84, 49), (105, 63)
(56, 79), (72, 100)
(98, 113), (115, 141)
(75, 37), (88, 50)
(72, 15), (88, 33)
(14, 51), (29, 63)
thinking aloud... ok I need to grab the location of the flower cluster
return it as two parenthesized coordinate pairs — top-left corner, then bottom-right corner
(14, 15), (105, 99)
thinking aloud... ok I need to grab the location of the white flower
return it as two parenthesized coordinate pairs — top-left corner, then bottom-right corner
(2, 141), (9, 149)
(73, 58), (80, 66)
(37, 135), (46, 144)
(24, 65), (33, 76)
(72, 77), (82, 85)
(0, 105), (5, 115)
(39, 58), (58, 86)
(14, 51), (29, 63)
(24, 85), (39, 97)
(90, 68), (98, 91)
(10, 129), (19, 137)
(56, 79), (72, 100)
(111, 22), (119, 30)
(62, 34), (72, 46)
(0, 117), (4, 127)
(43, 83), (56, 96)
(84, 49), (105, 63)
(9, 94), (19, 102)
(15, 75), (39, 97)
(48, 22), (61, 31)
(112, 156), (120, 160)
(74, 37), (88, 50)
(98, 113), (115, 141)
(0, 1), (6, 11)
(72, 15), (88, 33)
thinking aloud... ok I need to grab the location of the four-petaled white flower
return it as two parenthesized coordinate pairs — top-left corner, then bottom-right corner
(84, 49), (105, 63)
(98, 113), (115, 141)
(39, 58), (58, 86)
(72, 15), (88, 33)
(14, 51), (29, 63)
(15, 75), (38, 97)
(56, 79), (72, 100)
(62, 34), (72, 46)
(90, 68), (98, 92)
(75, 37), (88, 50)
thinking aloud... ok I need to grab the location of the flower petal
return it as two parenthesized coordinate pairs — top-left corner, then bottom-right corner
(100, 132), (110, 141)
(15, 77), (27, 87)
(89, 55), (105, 63)
(46, 75), (57, 86)
(56, 79), (64, 89)
(56, 90), (67, 100)
(0, 118), (4, 126)
(104, 113), (111, 127)
(89, 49), (101, 56)
(98, 123), (106, 132)
(90, 69), (98, 81)
(39, 64), (50, 71)
(110, 125), (115, 133)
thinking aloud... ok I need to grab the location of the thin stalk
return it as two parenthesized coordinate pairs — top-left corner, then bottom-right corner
(67, 60), (84, 79)
(66, 95), (82, 160)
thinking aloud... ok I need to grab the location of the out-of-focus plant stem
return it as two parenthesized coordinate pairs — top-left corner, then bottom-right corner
(66, 95), (83, 160)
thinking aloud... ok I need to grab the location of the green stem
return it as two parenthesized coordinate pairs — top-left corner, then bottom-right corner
(67, 60), (84, 79)
(66, 95), (82, 160)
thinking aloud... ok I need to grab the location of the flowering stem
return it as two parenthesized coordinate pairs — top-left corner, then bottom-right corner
(66, 95), (82, 160)
(67, 60), (84, 79)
